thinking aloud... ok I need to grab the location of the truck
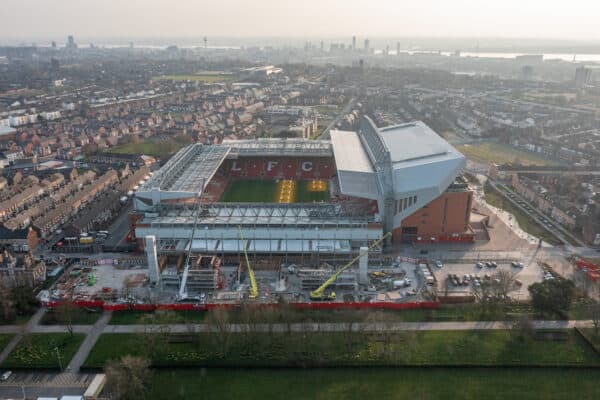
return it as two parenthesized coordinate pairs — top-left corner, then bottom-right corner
(79, 237), (94, 245)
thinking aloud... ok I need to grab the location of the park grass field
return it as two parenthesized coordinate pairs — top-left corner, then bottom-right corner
(221, 180), (329, 203)
(108, 140), (187, 157)
(457, 142), (560, 166)
(147, 368), (600, 400)
(1, 333), (85, 369)
(153, 74), (234, 83)
(83, 330), (600, 369)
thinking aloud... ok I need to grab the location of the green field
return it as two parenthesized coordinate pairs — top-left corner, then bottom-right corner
(108, 140), (187, 158)
(221, 180), (329, 203)
(153, 74), (234, 83)
(2, 333), (85, 369)
(40, 308), (102, 325)
(0, 334), (13, 354)
(109, 310), (206, 325)
(458, 142), (560, 166)
(105, 304), (548, 327)
(147, 368), (600, 400)
(83, 330), (600, 369)
(221, 180), (278, 202)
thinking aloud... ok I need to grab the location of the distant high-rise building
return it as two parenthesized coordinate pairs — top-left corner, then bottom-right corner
(51, 41), (56, 49)
(352, 36), (356, 50)
(320, 40), (324, 51)
(521, 65), (534, 81)
(385, 45), (390, 56)
(364, 38), (370, 51)
(203, 36), (208, 49)
(66, 35), (77, 50)
(575, 66), (592, 87)
(396, 42), (400, 56)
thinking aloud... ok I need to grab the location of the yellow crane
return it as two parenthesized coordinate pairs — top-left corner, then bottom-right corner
(310, 232), (391, 301)
(238, 226), (258, 299)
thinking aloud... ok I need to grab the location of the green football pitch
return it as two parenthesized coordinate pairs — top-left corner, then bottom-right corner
(220, 180), (329, 203)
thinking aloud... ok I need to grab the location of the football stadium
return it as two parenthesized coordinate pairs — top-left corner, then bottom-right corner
(132, 116), (472, 302)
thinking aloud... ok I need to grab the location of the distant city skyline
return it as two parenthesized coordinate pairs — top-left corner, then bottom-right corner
(2, 0), (600, 42)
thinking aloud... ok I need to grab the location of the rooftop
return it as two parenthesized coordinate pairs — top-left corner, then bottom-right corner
(0, 126), (16, 136)
(330, 130), (374, 173)
(137, 144), (229, 198)
(378, 121), (454, 163)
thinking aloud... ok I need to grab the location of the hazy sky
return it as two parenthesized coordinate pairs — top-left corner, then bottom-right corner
(2, 0), (600, 41)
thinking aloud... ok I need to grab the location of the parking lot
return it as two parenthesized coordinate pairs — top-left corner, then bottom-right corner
(431, 260), (546, 300)
(0, 371), (90, 399)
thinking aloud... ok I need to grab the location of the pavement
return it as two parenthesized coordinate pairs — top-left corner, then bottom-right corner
(66, 311), (112, 372)
(0, 308), (47, 365)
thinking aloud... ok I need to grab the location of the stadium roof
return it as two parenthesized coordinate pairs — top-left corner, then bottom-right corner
(136, 144), (230, 202)
(225, 138), (332, 157)
(330, 130), (373, 173)
(144, 203), (376, 227)
(378, 121), (459, 164)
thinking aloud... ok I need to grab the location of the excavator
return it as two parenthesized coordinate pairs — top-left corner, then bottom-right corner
(310, 232), (391, 301)
(238, 226), (258, 299)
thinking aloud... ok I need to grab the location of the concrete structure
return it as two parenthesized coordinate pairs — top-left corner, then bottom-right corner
(145, 235), (159, 285)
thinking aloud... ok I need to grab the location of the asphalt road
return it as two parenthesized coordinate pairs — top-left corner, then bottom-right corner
(490, 179), (585, 247)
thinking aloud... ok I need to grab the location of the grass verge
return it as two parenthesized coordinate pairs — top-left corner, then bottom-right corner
(108, 304), (549, 326)
(1, 333), (85, 369)
(40, 308), (102, 325)
(109, 310), (206, 325)
(84, 330), (600, 369)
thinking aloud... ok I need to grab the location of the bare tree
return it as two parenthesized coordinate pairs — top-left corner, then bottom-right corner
(0, 281), (15, 323)
(104, 355), (152, 400)
(54, 301), (77, 337)
(472, 270), (517, 318)
(205, 306), (232, 354)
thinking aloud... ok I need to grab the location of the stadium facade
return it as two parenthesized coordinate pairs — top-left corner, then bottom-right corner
(133, 117), (470, 266)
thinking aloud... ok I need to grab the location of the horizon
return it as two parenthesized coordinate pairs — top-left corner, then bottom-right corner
(3, 0), (600, 42)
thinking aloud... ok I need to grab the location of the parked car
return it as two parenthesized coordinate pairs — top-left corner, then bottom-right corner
(1, 371), (12, 381)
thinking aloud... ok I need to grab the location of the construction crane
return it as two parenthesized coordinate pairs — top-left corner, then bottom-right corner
(238, 226), (258, 299)
(310, 232), (391, 301)
(178, 193), (202, 300)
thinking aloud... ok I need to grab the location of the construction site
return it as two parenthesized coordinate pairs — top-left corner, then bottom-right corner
(40, 117), (502, 309)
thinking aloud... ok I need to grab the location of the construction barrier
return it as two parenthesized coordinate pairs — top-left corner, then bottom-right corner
(42, 300), (440, 312)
